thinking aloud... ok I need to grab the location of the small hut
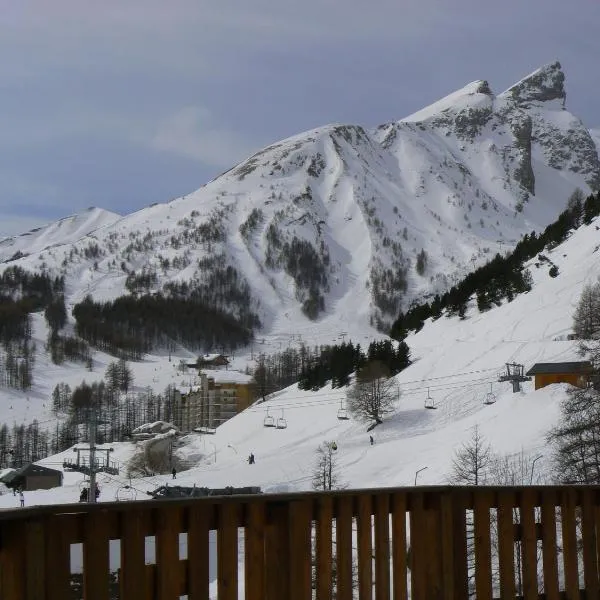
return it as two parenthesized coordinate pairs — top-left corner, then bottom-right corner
(525, 361), (594, 390)
(1, 463), (63, 491)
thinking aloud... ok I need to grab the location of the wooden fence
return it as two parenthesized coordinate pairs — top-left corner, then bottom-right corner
(0, 485), (598, 599)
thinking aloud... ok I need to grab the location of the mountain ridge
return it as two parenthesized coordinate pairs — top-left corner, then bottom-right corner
(1, 61), (598, 343)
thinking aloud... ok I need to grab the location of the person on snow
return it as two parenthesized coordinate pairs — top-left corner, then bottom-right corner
(172, 467), (177, 479)
(19, 490), (24, 507)
(370, 435), (374, 446)
(248, 453), (255, 465)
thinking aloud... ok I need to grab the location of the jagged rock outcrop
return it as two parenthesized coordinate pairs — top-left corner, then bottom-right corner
(505, 61), (566, 106)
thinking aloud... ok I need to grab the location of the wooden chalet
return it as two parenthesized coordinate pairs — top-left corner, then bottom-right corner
(0, 463), (63, 491)
(188, 353), (230, 370)
(525, 360), (594, 390)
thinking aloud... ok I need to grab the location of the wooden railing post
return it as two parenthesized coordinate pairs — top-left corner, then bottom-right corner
(0, 521), (26, 600)
(265, 502), (290, 600)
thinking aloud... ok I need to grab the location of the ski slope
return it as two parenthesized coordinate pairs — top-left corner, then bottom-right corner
(2, 212), (599, 511)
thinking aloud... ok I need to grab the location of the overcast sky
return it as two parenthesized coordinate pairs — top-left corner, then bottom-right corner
(1, 0), (599, 237)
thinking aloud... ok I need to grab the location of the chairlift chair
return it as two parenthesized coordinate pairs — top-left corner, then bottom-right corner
(483, 383), (497, 405)
(276, 410), (288, 429)
(424, 388), (437, 410)
(263, 408), (275, 428)
(337, 399), (349, 420)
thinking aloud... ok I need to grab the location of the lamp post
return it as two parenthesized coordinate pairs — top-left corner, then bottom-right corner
(530, 454), (543, 485)
(414, 466), (428, 486)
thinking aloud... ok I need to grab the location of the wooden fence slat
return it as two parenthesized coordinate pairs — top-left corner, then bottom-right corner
(265, 503), (289, 600)
(0, 521), (26, 600)
(581, 488), (599, 597)
(218, 503), (239, 600)
(24, 519), (46, 600)
(409, 492), (425, 600)
(520, 489), (538, 600)
(391, 493), (407, 600)
(83, 511), (111, 600)
(357, 494), (373, 600)
(316, 495), (333, 600)
(497, 491), (516, 599)
(336, 495), (354, 600)
(244, 502), (265, 600)
(188, 505), (211, 600)
(289, 500), (313, 600)
(561, 488), (580, 600)
(439, 492), (455, 600)
(375, 493), (391, 600)
(156, 507), (183, 600)
(540, 490), (559, 600)
(474, 490), (493, 600)
(120, 510), (147, 600)
(451, 491), (469, 599)
(45, 515), (73, 600)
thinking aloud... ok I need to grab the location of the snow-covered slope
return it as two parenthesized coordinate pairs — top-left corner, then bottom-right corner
(3, 209), (600, 511)
(1, 62), (597, 341)
(0, 207), (121, 263)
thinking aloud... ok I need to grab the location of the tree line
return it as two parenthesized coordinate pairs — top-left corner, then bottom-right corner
(0, 267), (64, 390)
(298, 339), (410, 391)
(73, 293), (256, 360)
(391, 189), (600, 339)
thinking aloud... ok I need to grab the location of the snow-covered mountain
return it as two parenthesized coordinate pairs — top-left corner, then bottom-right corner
(2, 61), (597, 340)
(1, 61), (600, 517)
(4, 192), (600, 511)
(0, 207), (121, 264)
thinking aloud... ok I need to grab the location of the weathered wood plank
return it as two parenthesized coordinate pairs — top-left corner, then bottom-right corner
(474, 490), (493, 600)
(83, 511), (111, 600)
(316, 495), (333, 600)
(156, 506), (183, 600)
(265, 503), (289, 600)
(187, 505), (211, 600)
(391, 493), (407, 600)
(439, 492), (455, 600)
(497, 491), (516, 599)
(409, 492), (427, 600)
(561, 488), (580, 600)
(0, 521), (26, 600)
(520, 489), (538, 600)
(289, 499), (313, 600)
(120, 510), (148, 600)
(581, 488), (599, 598)
(336, 495), (354, 600)
(540, 490), (559, 600)
(24, 519), (46, 600)
(217, 503), (239, 600)
(45, 515), (74, 600)
(357, 494), (373, 600)
(451, 491), (469, 600)
(375, 493), (391, 600)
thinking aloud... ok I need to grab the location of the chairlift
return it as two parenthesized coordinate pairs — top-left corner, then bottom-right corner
(276, 410), (288, 430)
(116, 485), (137, 502)
(337, 399), (349, 421)
(424, 388), (437, 410)
(263, 408), (276, 428)
(483, 383), (497, 406)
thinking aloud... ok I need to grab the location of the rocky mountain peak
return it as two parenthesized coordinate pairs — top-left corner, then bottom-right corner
(501, 61), (566, 106)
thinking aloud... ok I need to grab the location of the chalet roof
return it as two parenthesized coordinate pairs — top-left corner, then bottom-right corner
(1, 463), (63, 483)
(525, 361), (594, 376)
